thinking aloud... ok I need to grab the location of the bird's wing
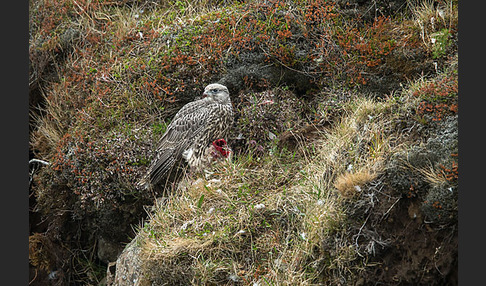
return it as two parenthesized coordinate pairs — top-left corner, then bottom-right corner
(156, 101), (210, 151)
(144, 101), (211, 185)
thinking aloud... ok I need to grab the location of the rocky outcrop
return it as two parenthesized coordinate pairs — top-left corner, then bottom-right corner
(107, 239), (143, 286)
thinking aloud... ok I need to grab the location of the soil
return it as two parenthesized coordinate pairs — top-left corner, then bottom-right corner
(359, 195), (458, 285)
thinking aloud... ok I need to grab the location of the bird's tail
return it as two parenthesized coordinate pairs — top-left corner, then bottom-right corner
(137, 149), (176, 190)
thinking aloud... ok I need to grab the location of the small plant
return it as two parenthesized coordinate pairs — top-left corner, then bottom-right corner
(431, 28), (451, 59)
(438, 153), (458, 183)
(412, 72), (458, 122)
(152, 121), (168, 135)
(422, 185), (457, 225)
(409, 0), (458, 59)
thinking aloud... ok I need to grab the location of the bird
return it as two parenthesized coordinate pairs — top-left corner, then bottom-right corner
(138, 83), (234, 189)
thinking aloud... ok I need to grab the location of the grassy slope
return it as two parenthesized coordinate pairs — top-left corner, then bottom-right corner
(29, 0), (458, 284)
(137, 96), (404, 284)
(136, 60), (457, 284)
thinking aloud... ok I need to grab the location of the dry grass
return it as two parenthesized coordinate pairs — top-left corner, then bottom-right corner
(418, 165), (450, 188)
(334, 169), (377, 198)
(138, 152), (325, 284)
(30, 85), (72, 158)
(29, 233), (52, 272)
(408, 0), (458, 57)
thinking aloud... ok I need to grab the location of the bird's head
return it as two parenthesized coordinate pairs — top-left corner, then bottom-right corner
(212, 138), (231, 158)
(203, 83), (231, 104)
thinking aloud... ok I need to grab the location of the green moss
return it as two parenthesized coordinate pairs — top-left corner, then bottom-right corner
(431, 28), (452, 59)
(152, 121), (168, 136)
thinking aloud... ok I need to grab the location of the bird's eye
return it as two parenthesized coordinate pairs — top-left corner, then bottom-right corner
(211, 89), (218, 93)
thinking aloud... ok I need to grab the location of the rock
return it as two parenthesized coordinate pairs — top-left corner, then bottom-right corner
(108, 238), (143, 286)
(97, 236), (124, 264)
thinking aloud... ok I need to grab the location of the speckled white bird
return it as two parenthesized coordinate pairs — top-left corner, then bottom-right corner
(138, 83), (233, 189)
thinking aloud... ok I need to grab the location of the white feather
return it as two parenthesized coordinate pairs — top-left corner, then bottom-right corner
(182, 148), (194, 161)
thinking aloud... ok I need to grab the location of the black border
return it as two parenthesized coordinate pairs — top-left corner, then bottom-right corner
(458, 1), (483, 285)
(5, 0), (29, 284)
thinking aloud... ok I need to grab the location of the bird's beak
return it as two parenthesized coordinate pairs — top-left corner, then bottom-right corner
(202, 91), (209, 98)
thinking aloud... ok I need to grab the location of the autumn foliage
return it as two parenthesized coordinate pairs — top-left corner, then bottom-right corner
(413, 73), (458, 121)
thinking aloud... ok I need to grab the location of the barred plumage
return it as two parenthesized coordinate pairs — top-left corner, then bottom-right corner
(138, 83), (233, 189)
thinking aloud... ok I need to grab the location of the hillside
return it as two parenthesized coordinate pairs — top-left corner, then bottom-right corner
(29, 0), (458, 285)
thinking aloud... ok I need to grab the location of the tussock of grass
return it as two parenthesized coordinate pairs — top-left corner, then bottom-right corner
(138, 150), (324, 283)
(334, 169), (377, 198)
(408, 0), (458, 58)
(417, 165), (450, 189)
